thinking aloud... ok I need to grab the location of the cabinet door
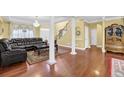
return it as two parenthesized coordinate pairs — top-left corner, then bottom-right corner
(105, 26), (113, 45)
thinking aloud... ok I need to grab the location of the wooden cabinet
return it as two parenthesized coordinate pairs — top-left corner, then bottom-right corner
(105, 24), (124, 53)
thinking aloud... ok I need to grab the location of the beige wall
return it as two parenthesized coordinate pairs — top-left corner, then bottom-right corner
(55, 21), (72, 46)
(0, 19), (10, 39)
(0, 22), (41, 39)
(1, 16), (124, 47)
(97, 24), (102, 46)
(105, 18), (124, 27)
(0, 16), (42, 39)
(88, 18), (124, 47)
(34, 26), (41, 38)
(55, 19), (85, 49)
(76, 19), (85, 48)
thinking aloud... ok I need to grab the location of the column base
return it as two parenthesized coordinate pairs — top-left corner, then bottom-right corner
(102, 48), (106, 53)
(48, 60), (56, 65)
(70, 51), (77, 55)
(88, 46), (91, 48)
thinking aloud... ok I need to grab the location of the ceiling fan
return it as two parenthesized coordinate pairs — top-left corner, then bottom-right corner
(33, 16), (40, 27)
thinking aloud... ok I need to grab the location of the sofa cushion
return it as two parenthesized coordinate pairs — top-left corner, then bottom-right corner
(0, 43), (6, 53)
(3, 41), (12, 50)
(8, 38), (53, 51)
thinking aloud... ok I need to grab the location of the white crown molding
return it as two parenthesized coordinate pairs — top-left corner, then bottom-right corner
(55, 17), (70, 24)
(87, 16), (123, 23)
(2, 16), (123, 25)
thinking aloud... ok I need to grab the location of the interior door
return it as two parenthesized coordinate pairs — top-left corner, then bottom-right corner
(91, 29), (97, 45)
(40, 28), (50, 43)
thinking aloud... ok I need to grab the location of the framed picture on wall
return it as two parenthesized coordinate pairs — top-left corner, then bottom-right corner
(76, 27), (81, 36)
(76, 26), (82, 41)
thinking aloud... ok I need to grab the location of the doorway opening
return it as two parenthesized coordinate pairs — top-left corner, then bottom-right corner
(91, 29), (97, 46)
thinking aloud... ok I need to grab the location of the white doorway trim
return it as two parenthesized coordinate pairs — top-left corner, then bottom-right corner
(84, 25), (90, 49)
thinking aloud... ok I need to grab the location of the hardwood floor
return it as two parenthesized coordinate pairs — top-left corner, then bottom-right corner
(0, 47), (124, 77)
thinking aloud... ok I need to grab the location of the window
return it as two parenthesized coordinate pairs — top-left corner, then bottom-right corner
(40, 28), (50, 43)
(11, 24), (34, 38)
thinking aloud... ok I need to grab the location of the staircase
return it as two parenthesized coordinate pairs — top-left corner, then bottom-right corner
(55, 21), (71, 40)
(55, 21), (72, 46)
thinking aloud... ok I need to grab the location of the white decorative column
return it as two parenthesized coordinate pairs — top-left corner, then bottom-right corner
(48, 16), (56, 65)
(70, 17), (77, 55)
(102, 16), (106, 53)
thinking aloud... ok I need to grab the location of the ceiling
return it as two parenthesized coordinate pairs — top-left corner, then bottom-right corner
(3, 16), (68, 23)
(82, 16), (122, 23)
(3, 16), (70, 27)
(2, 16), (122, 27)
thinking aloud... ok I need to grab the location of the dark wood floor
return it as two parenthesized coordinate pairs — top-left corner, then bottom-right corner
(0, 46), (124, 77)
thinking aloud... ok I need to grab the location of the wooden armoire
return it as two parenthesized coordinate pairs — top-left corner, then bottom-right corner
(105, 24), (124, 53)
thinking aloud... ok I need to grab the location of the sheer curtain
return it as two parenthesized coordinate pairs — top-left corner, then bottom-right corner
(11, 24), (34, 38)
(40, 28), (50, 43)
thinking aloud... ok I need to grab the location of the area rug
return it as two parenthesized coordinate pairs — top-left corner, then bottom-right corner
(27, 51), (49, 65)
(27, 48), (69, 65)
(110, 58), (124, 77)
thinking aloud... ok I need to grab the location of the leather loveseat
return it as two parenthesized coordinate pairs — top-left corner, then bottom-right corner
(0, 39), (27, 67)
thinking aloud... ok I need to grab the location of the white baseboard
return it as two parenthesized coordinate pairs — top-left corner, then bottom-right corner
(76, 47), (85, 50)
(59, 44), (71, 48)
(85, 46), (91, 49)
(97, 45), (102, 48)
(58, 44), (85, 50)
(88, 46), (91, 48)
